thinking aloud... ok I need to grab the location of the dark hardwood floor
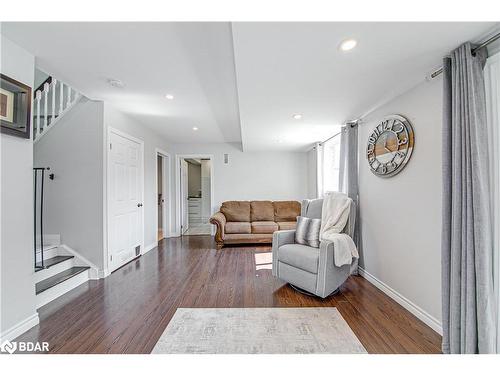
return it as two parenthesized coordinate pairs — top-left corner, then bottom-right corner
(17, 235), (442, 353)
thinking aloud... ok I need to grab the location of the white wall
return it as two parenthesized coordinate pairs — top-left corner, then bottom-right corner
(0, 35), (38, 340)
(357, 77), (443, 328)
(34, 98), (105, 269)
(104, 105), (174, 254)
(170, 142), (308, 232)
(34, 68), (49, 91)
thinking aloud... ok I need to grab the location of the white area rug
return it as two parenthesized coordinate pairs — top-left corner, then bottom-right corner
(152, 308), (367, 354)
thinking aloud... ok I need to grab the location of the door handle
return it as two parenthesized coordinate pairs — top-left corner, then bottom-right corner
(137, 203), (143, 207)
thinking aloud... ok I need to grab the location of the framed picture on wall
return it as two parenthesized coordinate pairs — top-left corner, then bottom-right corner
(0, 73), (32, 139)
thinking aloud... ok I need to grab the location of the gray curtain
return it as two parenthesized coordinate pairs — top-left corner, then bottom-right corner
(442, 42), (496, 354)
(339, 123), (359, 273)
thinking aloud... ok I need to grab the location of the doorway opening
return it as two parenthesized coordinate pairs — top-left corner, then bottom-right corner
(177, 155), (213, 236)
(156, 149), (170, 242)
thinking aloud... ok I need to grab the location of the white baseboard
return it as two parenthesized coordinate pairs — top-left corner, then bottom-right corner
(358, 267), (443, 335)
(143, 242), (158, 254)
(0, 313), (39, 342)
(99, 268), (109, 279)
(60, 244), (100, 279)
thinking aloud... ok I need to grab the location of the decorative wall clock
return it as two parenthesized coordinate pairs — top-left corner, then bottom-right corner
(366, 114), (414, 177)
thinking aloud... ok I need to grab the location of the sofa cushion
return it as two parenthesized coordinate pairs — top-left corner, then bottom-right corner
(251, 221), (278, 234)
(225, 222), (251, 234)
(221, 201), (251, 222)
(278, 244), (319, 274)
(273, 201), (301, 222)
(278, 221), (297, 230)
(224, 233), (273, 243)
(250, 201), (274, 221)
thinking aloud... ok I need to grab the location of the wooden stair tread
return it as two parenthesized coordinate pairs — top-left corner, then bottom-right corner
(35, 255), (74, 272)
(36, 266), (89, 294)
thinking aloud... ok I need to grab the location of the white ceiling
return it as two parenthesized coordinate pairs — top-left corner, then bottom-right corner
(1, 22), (242, 144)
(1, 22), (497, 151)
(231, 22), (498, 151)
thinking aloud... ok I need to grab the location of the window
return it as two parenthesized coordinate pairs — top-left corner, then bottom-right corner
(322, 134), (342, 193)
(316, 130), (342, 197)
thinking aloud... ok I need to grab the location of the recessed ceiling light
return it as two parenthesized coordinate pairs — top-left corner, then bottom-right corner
(165, 94), (174, 100)
(192, 127), (199, 131)
(339, 39), (357, 52)
(292, 114), (303, 120)
(107, 78), (125, 88)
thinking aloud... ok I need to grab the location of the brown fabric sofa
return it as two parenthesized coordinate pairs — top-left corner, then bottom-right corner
(210, 200), (301, 249)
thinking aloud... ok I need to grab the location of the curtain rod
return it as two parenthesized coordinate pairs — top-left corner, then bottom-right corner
(317, 32), (500, 147)
(318, 120), (360, 145)
(430, 31), (500, 79)
(319, 130), (342, 145)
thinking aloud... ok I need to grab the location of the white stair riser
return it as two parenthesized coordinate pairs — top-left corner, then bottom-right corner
(34, 258), (75, 284)
(36, 269), (89, 309)
(35, 246), (59, 263)
(35, 234), (60, 247)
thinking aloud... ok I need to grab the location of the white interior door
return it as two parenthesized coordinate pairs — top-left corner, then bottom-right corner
(180, 159), (189, 234)
(108, 130), (143, 272)
(157, 153), (169, 240)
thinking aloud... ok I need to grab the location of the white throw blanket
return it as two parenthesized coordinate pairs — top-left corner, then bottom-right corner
(320, 192), (359, 267)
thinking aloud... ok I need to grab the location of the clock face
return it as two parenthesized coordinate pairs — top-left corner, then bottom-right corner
(366, 115), (414, 177)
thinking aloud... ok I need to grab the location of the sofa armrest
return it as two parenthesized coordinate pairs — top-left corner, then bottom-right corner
(272, 230), (296, 277)
(209, 212), (226, 248)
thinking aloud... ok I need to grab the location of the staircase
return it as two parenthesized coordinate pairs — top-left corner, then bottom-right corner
(34, 235), (93, 308)
(32, 75), (92, 308)
(32, 76), (81, 142)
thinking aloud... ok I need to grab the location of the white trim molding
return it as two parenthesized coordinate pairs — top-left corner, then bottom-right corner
(0, 314), (39, 342)
(155, 148), (171, 241)
(358, 267), (443, 335)
(143, 241), (158, 254)
(60, 244), (100, 280)
(174, 154), (215, 236)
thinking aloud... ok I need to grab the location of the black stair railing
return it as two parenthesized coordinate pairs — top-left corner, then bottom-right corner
(33, 167), (50, 270)
(35, 76), (52, 94)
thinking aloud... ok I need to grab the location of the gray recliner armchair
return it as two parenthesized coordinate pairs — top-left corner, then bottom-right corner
(272, 198), (356, 298)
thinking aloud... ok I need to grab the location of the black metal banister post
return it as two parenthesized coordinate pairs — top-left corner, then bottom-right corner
(34, 167), (50, 270)
(40, 168), (45, 268)
(33, 169), (37, 269)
